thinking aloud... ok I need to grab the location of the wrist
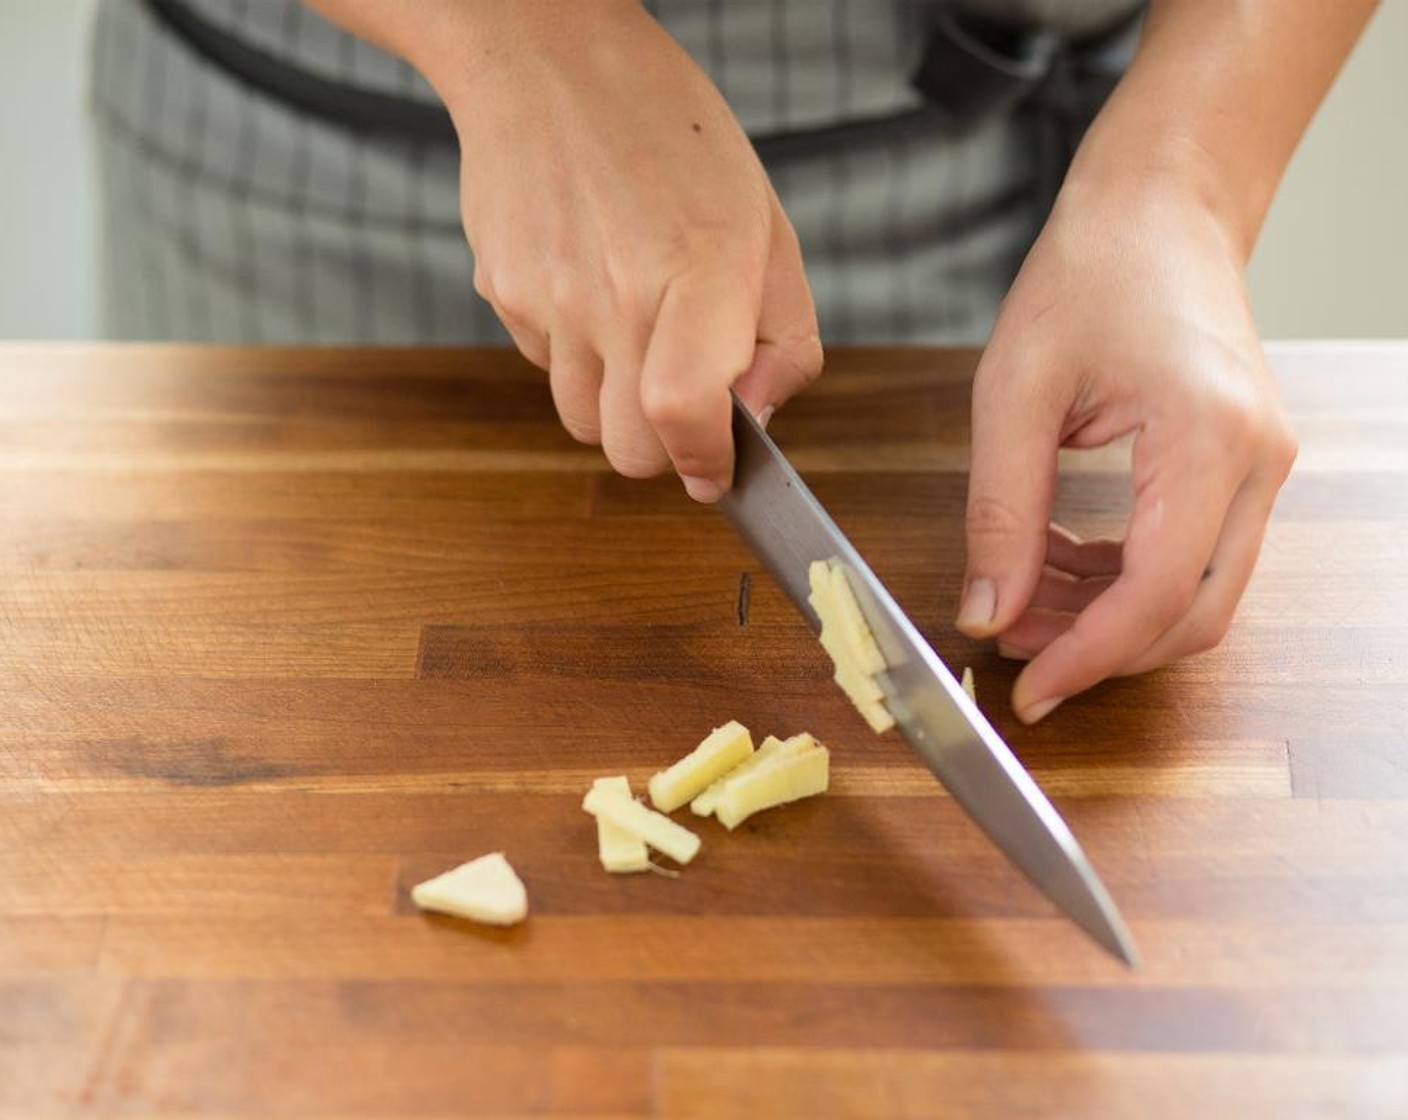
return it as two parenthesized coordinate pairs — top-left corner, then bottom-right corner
(1060, 116), (1255, 265)
(391, 0), (648, 125)
(1058, 0), (1379, 266)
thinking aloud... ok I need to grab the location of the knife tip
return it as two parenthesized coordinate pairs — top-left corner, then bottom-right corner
(1048, 851), (1141, 969)
(1082, 901), (1141, 969)
(1105, 925), (1143, 970)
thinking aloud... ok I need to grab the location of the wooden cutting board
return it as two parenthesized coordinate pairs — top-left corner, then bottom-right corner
(1, 342), (1406, 1118)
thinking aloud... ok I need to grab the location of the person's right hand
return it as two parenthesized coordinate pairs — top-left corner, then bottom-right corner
(425, 0), (822, 501)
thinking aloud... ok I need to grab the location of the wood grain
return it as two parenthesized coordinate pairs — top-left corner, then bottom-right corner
(0, 342), (1405, 1118)
(659, 1051), (1408, 1120)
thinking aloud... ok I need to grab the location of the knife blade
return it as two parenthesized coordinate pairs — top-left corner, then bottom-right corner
(718, 396), (1139, 967)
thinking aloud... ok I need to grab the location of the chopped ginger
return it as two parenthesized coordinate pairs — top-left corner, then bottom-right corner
(961, 665), (976, 702)
(809, 558), (895, 733)
(648, 721), (754, 813)
(714, 737), (830, 830)
(591, 777), (650, 873)
(411, 852), (527, 926)
(690, 733), (815, 816)
(582, 785), (702, 865)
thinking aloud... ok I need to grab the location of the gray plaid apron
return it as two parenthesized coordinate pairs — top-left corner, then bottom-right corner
(88, 0), (1139, 345)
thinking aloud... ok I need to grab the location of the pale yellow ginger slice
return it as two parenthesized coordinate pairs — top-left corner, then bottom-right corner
(808, 563), (853, 670)
(853, 696), (898, 735)
(809, 558), (895, 733)
(411, 852), (528, 926)
(582, 785), (702, 865)
(808, 558), (837, 624)
(961, 665), (976, 702)
(687, 782), (723, 820)
(715, 740), (831, 830)
(591, 777), (650, 873)
(833, 659), (884, 705)
(826, 563), (887, 675)
(690, 733), (815, 817)
(808, 557), (831, 596)
(648, 720), (755, 813)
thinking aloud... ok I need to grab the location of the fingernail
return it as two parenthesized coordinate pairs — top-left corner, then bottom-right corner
(1020, 696), (1063, 724)
(682, 475), (724, 504)
(756, 405), (775, 430)
(956, 578), (997, 634)
(996, 640), (1033, 662)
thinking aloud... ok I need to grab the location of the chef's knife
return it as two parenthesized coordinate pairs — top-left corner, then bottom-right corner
(718, 396), (1139, 967)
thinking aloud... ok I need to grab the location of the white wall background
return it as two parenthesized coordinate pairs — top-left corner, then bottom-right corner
(0, 0), (1403, 341)
(1246, 0), (1408, 337)
(0, 0), (98, 340)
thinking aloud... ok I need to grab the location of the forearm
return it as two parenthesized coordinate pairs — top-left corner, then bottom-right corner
(301, 1), (637, 110)
(1067, 0), (1379, 259)
(302, 0), (461, 60)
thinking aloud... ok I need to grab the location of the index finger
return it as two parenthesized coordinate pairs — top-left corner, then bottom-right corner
(639, 268), (760, 502)
(1010, 439), (1240, 722)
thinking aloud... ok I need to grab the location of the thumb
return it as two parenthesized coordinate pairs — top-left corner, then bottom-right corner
(958, 352), (1062, 638)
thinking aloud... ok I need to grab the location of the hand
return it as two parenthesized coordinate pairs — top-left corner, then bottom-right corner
(955, 172), (1298, 722)
(435, 1), (822, 500)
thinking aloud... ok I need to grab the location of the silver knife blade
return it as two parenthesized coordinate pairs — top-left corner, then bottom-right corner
(718, 396), (1139, 967)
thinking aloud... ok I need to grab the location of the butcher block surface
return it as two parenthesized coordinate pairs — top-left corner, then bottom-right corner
(1, 342), (1406, 1118)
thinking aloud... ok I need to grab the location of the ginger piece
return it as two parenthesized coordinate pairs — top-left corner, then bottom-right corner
(648, 720), (755, 813)
(590, 776), (650, 873)
(714, 737), (831, 830)
(690, 733), (815, 817)
(411, 852), (528, 926)
(825, 563), (886, 675)
(809, 559), (896, 733)
(961, 665), (976, 702)
(582, 785), (702, 865)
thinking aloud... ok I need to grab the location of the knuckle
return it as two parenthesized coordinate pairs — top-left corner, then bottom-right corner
(601, 267), (661, 329)
(660, 234), (766, 303)
(640, 376), (709, 431)
(487, 269), (534, 321)
(1195, 361), (1276, 442)
(1206, 388), (1261, 444)
(647, 226), (698, 281)
(1266, 420), (1300, 482)
(788, 332), (825, 386)
(547, 265), (608, 329)
(773, 209), (805, 255)
(512, 338), (549, 372)
(601, 439), (670, 480)
(559, 412), (602, 446)
(1156, 573), (1203, 632)
(971, 351), (1049, 420)
(545, 267), (583, 317)
(472, 264), (495, 304)
(1183, 611), (1232, 656)
(1122, 573), (1203, 652)
(664, 447), (725, 479)
(965, 495), (1026, 543)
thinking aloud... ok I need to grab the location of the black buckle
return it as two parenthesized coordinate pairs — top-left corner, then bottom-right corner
(911, 9), (1064, 123)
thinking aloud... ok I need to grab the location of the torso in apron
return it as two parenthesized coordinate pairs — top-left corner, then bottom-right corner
(168, 0), (1141, 134)
(89, 0), (1140, 345)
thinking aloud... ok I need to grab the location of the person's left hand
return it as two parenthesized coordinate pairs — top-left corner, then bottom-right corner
(955, 171), (1299, 723)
